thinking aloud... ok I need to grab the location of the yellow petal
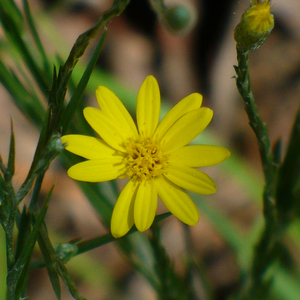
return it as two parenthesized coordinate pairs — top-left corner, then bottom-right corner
(155, 176), (199, 225)
(111, 180), (138, 238)
(137, 76), (160, 137)
(61, 134), (117, 159)
(161, 108), (213, 154)
(134, 179), (157, 232)
(154, 93), (202, 141)
(96, 86), (138, 138)
(168, 145), (230, 167)
(164, 164), (216, 195)
(67, 157), (124, 182)
(83, 107), (128, 152)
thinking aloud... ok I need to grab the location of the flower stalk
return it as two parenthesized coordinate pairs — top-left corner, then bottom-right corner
(233, 1), (287, 298)
(234, 47), (278, 299)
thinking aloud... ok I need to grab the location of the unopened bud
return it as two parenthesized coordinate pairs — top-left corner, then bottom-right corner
(163, 5), (196, 34)
(234, 0), (274, 51)
(54, 243), (78, 263)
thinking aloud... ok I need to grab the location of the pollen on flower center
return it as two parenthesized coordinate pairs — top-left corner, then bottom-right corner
(123, 136), (168, 181)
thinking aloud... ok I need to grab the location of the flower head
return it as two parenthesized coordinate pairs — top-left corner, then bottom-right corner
(61, 76), (230, 238)
(234, 0), (274, 51)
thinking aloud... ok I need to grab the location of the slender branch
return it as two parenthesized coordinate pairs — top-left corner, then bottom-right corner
(234, 48), (278, 299)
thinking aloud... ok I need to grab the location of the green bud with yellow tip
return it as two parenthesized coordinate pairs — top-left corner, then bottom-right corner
(234, 0), (274, 51)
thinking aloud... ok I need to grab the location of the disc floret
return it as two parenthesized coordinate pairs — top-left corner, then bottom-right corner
(123, 136), (168, 181)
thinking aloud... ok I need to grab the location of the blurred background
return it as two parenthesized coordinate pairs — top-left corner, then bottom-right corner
(1, 0), (300, 299)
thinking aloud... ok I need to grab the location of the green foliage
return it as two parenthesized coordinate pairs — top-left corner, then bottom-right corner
(233, 32), (300, 300)
(0, 0), (132, 298)
(1, 0), (300, 299)
(276, 104), (300, 223)
(150, 225), (193, 300)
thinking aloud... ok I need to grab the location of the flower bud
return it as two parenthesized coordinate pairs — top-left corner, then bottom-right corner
(54, 243), (78, 263)
(163, 4), (196, 34)
(234, 0), (274, 51)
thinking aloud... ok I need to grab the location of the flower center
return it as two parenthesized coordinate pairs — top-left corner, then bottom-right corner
(123, 136), (168, 181)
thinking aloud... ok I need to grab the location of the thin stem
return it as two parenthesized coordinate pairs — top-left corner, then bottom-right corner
(235, 49), (276, 196)
(4, 181), (17, 273)
(234, 48), (278, 299)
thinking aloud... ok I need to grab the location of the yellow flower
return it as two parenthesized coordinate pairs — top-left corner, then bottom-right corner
(61, 76), (230, 238)
(234, 0), (274, 50)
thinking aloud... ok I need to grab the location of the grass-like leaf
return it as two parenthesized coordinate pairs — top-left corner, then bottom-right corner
(15, 206), (31, 262)
(22, 0), (52, 79)
(37, 227), (62, 300)
(276, 103), (300, 224)
(0, 61), (45, 127)
(150, 224), (190, 300)
(37, 229), (85, 300)
(5, 120), (15, 182)
(0, 2), (50, 95)
(6, 183), (51, 299)
(61, 29), (107, 133)
(1, 0), (23, 30)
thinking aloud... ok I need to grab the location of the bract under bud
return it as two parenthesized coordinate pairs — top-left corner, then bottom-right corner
(234, 0), (274, 51)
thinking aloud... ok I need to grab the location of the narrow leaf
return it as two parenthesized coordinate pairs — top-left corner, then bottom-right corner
(6, 185), (52, 299)
(61, 29), (107, 133)
(0, 3), (50, 94)
(276, 103), (300, 222)
(1, 0), (23, 30)
(15, 206), (31, 261)
(0, 61), (45, 127)
(38, 230), (61, 300)
(22, 0), (52, 78)
(5, 120), (15, 181)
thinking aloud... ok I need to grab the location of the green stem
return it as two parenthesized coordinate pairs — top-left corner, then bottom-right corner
(29, 212), (172, 270)
(4, 181), (17, 273)
(17, 0), (132, 204)
(235, 48), (278, 299)
(235, 49), (276, 195)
